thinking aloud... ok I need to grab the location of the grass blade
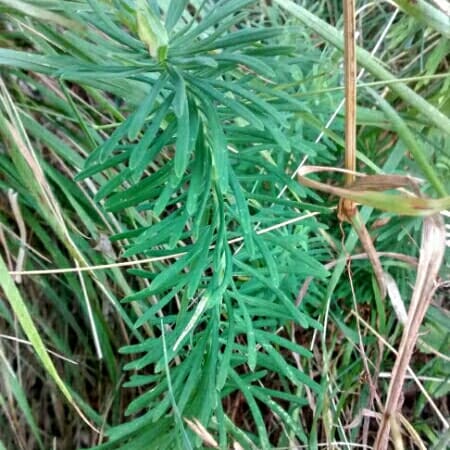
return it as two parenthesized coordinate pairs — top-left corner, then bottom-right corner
(273, 0), (450, 135)
(0, 255), (98, 433)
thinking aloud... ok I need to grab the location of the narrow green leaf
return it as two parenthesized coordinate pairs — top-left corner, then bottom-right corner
(178, 343), (212, 416)
(217, 295), (235, 390)
(212, 79), (287, 128)
(229, 369), (271, 449)
(75, 152), (128, 181)
(167, 211), (188, 248)
(261, 115), (291, 152)
(174, 98), (190, 178)
(255, 330), (313, 358)
(251, 389), (308, 444)
(188, 76), (265, 130)
(133, 214), (186, 246)
(236, 296), (257, 371)
(105, 163), (172, 212)
(202, 99), (229, 192)
(186, 229), (214, 298)
(170, 55), (219, 68)
(263, 343), (321, 392)
(91, 117), (132, 164)
(249, 385), (309, 406)
(0, 49), (68, 74)
(0, 0), (76, 28)
(188, 98), (200, 152)
(94, 168), (132, 202)
(128, 74), (167, 141)
(187, 131), (207, 216)
(233, 259), (313, 329)
(124, 222), (181, 257)
(254, 236), (280, 288)
(133, 283), (185, 328)
(229, 167), (255, 256)
(165, 0), (190, 32)
(146, 254), (191, 294)
(206, 27), (285, 51)
(215, 53), (276, 79)
(170, 11), (247, 55)
(131, 123), (176, 184)
(129, 94), (174, 171)
(173, 293), (211, 351)
(180, 0), (254, 43)
(86, 0), (143, 50)
(171, 67), (187, 119)
(153, 180), (177, 216)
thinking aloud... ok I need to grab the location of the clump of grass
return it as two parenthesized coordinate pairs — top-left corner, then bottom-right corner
(0, 1), (449, 449)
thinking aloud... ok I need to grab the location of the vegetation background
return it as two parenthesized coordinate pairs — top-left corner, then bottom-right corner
(0, 0), (449, 449)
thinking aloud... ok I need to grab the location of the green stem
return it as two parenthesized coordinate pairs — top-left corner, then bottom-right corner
(393, 0), (450, 38)
(368, 89), (447, 196)
(273, 0), (450, 136)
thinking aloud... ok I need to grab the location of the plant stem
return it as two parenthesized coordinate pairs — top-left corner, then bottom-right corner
(273, 0), (450, 135)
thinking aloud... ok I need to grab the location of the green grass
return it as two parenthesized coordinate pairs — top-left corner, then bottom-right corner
(0, 1), (449, 449)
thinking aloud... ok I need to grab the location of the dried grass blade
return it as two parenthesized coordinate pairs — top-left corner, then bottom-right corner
(184, 418), (219, 449)
(297, 166), (450, 216)
(343, 0), (357, 187)
(350, 212), (386, 298)
(374, 214), (446, 449)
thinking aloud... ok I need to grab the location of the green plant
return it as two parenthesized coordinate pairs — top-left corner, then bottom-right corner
(0, 1), (448, 449)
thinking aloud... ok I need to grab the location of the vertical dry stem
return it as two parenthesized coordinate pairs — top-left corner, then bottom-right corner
(343, 0), (356, 187)
(374, 215), (446, 449)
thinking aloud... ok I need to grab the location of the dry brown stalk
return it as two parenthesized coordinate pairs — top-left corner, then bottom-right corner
(374, 214), (446, 449)
(339, 0), (358, 221)
(339, 0), (387, 297)
(343, 0), (356, 187)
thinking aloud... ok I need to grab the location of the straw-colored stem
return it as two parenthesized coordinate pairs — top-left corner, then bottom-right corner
(344, 0), (356, 187)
